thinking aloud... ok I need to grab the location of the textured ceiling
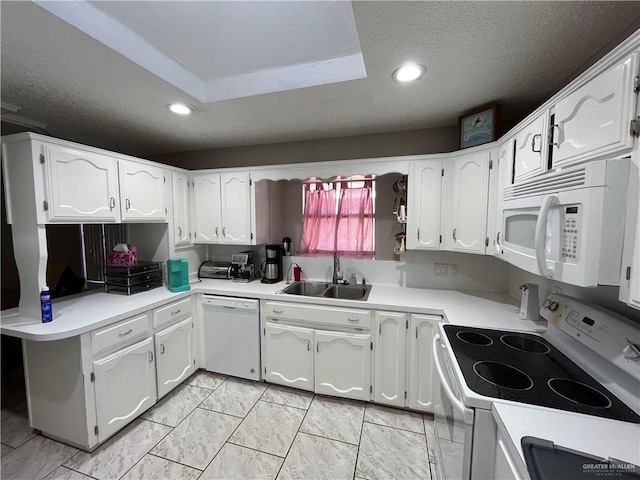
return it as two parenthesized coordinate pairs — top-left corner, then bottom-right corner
(2, 1), (640, 158)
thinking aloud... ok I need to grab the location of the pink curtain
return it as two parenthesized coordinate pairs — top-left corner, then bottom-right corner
(300, 182), (373, 255)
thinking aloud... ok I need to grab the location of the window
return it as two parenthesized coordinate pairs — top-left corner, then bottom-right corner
(300, 177), (375, 255)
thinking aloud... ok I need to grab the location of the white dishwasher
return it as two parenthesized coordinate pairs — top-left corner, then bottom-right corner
(202, 295), (261, 381)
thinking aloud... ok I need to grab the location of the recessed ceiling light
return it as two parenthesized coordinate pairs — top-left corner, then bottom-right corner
(392, 63), (426, 83)
(167, 103), (193, 115)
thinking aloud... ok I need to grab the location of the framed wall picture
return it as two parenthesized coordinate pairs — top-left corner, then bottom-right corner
(458, 104), (499, 149)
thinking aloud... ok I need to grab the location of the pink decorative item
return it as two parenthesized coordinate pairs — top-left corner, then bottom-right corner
(106, 246), (138, 267)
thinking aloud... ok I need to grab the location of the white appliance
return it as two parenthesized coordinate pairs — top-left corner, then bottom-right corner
(499, 158), (629, 287)
(202, 295), (261, 381)
(432, 294), (640, 480)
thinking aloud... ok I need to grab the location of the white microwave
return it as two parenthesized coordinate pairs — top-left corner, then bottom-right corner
(498, 158), (629, 287)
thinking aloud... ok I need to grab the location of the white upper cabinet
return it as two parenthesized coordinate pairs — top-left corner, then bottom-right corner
(314, 330), (371, 401)
(118, 161), (167, 222)
(442, 151), (490, 254)
(620, 154), (640, 310)
(220, 172), (252, 244)
(192, 173), (222, 243)
(551, 53), (639, 167)
(491, 138), (514, 257)
(172, 172), (191, 246)
(264, 322), (314, 391)
(407, 159), (442, 250)
(44, 144), (120, 222)
(513, 113), (549, 182)
(373, 311), (407, 407)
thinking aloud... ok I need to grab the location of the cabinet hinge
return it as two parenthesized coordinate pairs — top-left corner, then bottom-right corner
(193, 359), (196, 365)
(263, 327), (266, 335)
(264, 366), (267, 374)
(626, 266), (631, 280)
(370, 385), (373, 394)
(165, 207), (167, 214)
(631, 118), (640, 137)
(163, 176), (166, 183)
(439, 235), (442, 244)
(370, 342), (373, 351)
(489, 159), (493, 170)
(441, 168), (444, 177)
(94, 425), (98, 435)
(249, 179), (252, 186)
(39, 153), (45, 164)
(90, 372), (95, 382)
(251, 232), (253, 240)
(43, 200), (48, 211)
(485, 237), (489, 247)
(406, 319), (408, 329)
(404, 391), (407, 400)
(634, 75), (640, 92)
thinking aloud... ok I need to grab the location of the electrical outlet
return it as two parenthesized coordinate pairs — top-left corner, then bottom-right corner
(450, 264), (459, 277)
(433, 263), (448, 276)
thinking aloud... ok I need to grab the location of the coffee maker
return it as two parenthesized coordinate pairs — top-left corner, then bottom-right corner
(261, 244), (283, 283)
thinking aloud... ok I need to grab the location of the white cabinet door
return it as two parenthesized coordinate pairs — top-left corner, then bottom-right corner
(119, 161), (166, 222)
(220, 172), (252, 244)
(407, 314), (441, 412)
(172, 172), (191, 246)
(192, 173), (222, 243)
(513, 113), (548, 183)
(45, 145), (120, 222)
(407, 160), (442, 250)
(264, 323), (314, 391)
(315, 330), (371, 401)
(552, 53), (638, 167)
(444, 151), (490, 254)
(492, 139), (514, 257)
(155, 317), (195, 399)
(93, 337), (156, 442)
(373, 312), (406, 407)
(620, 154), (640, 310)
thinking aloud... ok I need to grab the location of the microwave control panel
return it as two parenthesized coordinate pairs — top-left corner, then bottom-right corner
(560, 205), (581, 262)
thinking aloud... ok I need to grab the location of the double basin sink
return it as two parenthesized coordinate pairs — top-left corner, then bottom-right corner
(280, 281), (372, 301)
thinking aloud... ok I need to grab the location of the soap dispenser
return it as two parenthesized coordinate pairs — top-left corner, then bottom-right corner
(519, 283), (539, 321)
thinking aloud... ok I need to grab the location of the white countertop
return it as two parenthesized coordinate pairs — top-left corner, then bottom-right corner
(493, 402), (640, 476)
(0, 279), (545, 341)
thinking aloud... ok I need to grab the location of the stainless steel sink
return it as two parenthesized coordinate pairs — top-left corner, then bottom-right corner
(323, 284), (372, 301)
(280, 281), (371, 301)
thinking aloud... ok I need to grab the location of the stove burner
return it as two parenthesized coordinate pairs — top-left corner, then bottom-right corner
(456, 331), (493, 346)
(473, 361), (533, 390)
(548, 379), (612, 409)
(500, 334), (550, 354)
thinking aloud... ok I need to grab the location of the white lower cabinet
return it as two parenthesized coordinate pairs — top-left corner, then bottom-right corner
(373, 311), (407, 407)
(315, 330), (371, 401)
(155, 317), (196, 398)
(407, 314), (441, 412)
(264, 322), (314, 390)
(93, 337), (157, 443)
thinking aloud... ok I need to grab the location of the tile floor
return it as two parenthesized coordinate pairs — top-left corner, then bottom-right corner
(1, 371), (441, 480)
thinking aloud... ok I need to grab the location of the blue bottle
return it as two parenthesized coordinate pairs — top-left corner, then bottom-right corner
(40, 286), (53, 323)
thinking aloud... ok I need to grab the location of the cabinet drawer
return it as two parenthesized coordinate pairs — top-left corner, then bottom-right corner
(153, 297), (192, 330)
(265, 301), (371, 330)
(92, 312), (152, 358)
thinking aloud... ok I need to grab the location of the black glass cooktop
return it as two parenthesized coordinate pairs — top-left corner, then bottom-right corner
(443, 325), (640, 423)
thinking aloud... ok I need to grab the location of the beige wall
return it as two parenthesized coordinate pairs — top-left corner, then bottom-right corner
(150, 126), (457, 170)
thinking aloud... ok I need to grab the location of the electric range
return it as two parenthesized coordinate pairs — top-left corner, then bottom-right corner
(432, 294), (640, 480)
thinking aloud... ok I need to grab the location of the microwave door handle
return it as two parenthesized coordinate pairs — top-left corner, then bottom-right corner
(535, 195), (558, 278)
(433, 334), (467, 416)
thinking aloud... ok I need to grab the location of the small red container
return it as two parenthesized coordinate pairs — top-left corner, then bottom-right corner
(293, 266), (302, 281)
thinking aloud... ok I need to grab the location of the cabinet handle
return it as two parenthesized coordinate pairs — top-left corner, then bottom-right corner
(178, 226), (182, 236)
(531, 133), (542, 153)
(126, 198), (131, 210)
(148, 351), (154, 362)
(549, 124), (560, 147)
(215, 227), (219, 237)
(417, 228), (420, 241)
(379, 324), (382, 334)
(160, 344), (165, 354)
(496, 231), (501, 245)
(307, 340), (311, 351)
(317, 342), (320, 353)
(118, 329), (133, 337)
(348, 317), (359, 323)
(109, 197), (115, 210)
(171, 309), (182, 315)
(222, 227), (226, 238)
(452, 228), (457, 241)
(416, 326), (418, 338)
(273, 309), (283, 314)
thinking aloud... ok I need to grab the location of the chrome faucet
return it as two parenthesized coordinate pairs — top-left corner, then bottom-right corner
(332, 251), (342, 284)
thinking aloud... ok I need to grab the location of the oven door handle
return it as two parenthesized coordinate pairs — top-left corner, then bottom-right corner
(534, 195), (557, 278)
(433, 334), (467, 416)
